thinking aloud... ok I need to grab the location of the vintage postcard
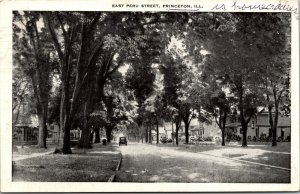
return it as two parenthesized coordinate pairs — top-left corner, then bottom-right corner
(0, 0), (299, 192)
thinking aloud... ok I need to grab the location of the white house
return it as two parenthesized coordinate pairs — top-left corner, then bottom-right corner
(225, 112), (291, 141)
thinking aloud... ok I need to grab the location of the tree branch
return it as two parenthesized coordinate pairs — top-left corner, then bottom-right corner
(55, 12), (68, 41)
(188, 108), (195, 125)
(214, 116), (221, 129)
(246, 116), (252, 124)
(42, 12), (64, 63)
(106, 59), (123, 78)
(103, 52), (115, 78)
(87, 13), (102, 35)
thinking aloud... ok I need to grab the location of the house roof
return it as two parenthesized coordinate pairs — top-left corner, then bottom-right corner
(225, 123), (239, 128)
(189, 119), (199, 126)
(13, 108), (35, 126)
(15, 123), (33, 127)
(256, 115), (290, 127)
(225, 114), (291, 128)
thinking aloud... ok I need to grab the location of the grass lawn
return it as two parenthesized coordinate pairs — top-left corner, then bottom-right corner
(13, 143), (121, 182)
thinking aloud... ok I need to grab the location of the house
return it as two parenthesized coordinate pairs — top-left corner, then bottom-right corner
(47, 123), (65, 144)
(13, 123), (38, 145)
(255, 112), (290, 140)
(200, 120), (220, 138)
(151, 126), (167, 142)
(13, 111), (79, 146)
(13, 109), (39, 145)
(163, 119), (206, 142)
(225, 111), (291, 141)
(163, 122), (174, 139)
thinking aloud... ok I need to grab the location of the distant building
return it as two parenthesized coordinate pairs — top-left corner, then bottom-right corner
(200, 120), (220, 138)
(225, 111), (291, 141)
(161, 110), (291, 142)
(13, 105), (39, 145)
(151, 127), (167, 142)
(13, 123), (38, 145)
(162, 119), (214, 141)
(47, 123), (64, 144)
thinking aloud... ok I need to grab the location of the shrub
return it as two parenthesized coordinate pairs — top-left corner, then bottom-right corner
(204, 136), (213, 141)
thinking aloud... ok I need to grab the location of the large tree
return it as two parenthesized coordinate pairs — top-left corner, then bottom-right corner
(43, 12), (179, 153)
(13, 11), (55, 148)
(160, 53), (187, 145)
(254, 13), (291, 146)
(185, 13), (290, 146)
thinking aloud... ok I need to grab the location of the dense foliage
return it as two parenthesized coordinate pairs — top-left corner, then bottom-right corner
(13, 11), (291, 152)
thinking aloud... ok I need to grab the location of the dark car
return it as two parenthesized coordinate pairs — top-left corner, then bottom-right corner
(119, 137), (127, 146)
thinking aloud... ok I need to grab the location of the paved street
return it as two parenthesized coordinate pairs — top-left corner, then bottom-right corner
(116, 143), (290, 183)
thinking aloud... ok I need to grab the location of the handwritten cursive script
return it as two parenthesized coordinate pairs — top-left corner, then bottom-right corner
(231, 1), (298, 14)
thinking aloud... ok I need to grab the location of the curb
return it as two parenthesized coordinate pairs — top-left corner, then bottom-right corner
(107, 152), (122, 182)
(116, 152), (122, 171)
(107, 174), (116, 182)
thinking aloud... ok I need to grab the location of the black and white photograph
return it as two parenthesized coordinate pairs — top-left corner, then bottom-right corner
(1, 0), (299, 192)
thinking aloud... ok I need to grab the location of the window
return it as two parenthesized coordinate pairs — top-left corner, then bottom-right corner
(47, 133), (53, 138)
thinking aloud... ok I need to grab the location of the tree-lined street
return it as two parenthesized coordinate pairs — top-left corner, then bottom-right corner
(116, 143), (290, 182)
(12, 11), (292, 183)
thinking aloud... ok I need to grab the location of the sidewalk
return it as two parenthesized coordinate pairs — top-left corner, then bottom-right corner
(13, 151), (54, 161)
(151, 142), (291, 169)
(12, 142), (122, 182)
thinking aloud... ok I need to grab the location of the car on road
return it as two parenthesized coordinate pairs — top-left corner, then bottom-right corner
(119, 137), (127, 146)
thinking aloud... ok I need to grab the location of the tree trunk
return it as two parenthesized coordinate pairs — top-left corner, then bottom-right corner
(78, 102), (91, 148)
(37, 112), (47, 148)
(272, 105), (279, 146)
(237, 82), (248, 147)
(145, 125), (148, 143)
(272, 126), (277, 146)
(90, 129), (94, 142)
(221, 112), (227, 146)
(94, 127), (100, 143)
(106, 126), (113, 143)
(62, 120), (72, 154)
(221, 129), (225, 146)
(156, 122), (159, 144)
(175, 125), (179, 146)
(14, 101), (22, 126)
(149, 124), (152, 144)
(58, 89), (65, 147)
(171, 121), (175, 145)
(241, 121), (248, 147)
(183, 119), (189, 144)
